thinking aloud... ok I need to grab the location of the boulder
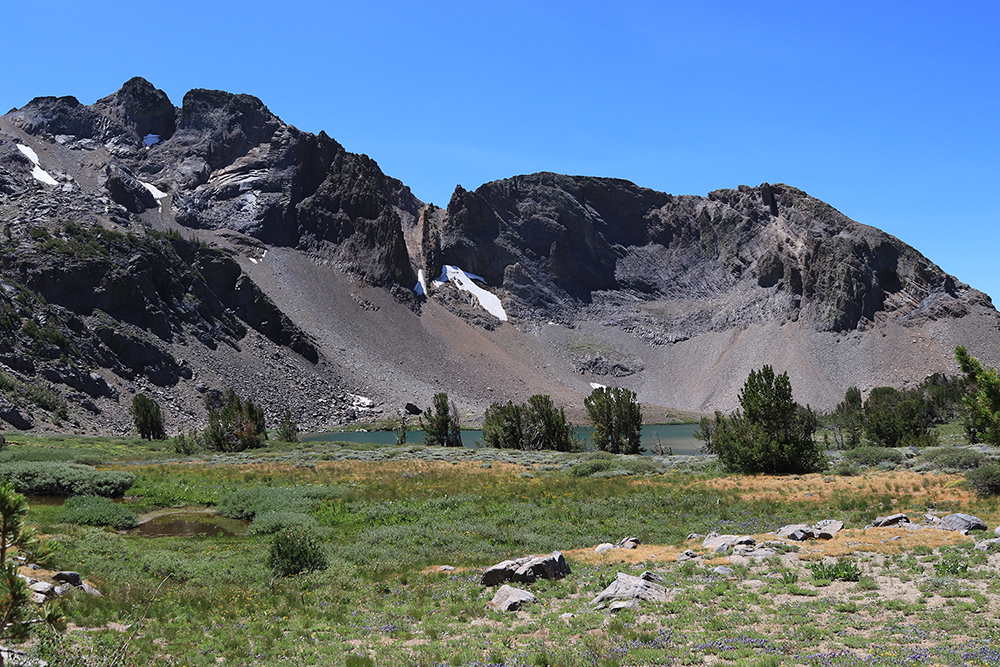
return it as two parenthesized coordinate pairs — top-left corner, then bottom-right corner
(777, 524), (815, 541)
(594, 543), (615, 553)
(481, 552), (570, 586)
(940, 513), (987, 534)
(616, 536), (640, 549)
(0, 398), (34, 430)
(974, 538), (1000, 552)
(28, 581), (55, 598)
(676, 549), (700, 562)
(701, 533), (755, 553)
(512, 552), (570, 584)
(815, 520), (844, 540)
(873, 513), (910, 527)
(104, 161), (156, 213)
(590, 572), (674, 607)
(53, 571), (83, 587)
(487, 585), (536, 612)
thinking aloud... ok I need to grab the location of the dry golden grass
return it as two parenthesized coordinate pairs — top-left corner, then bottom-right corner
(563, 523), (974, 566)
(701, 471), (973, 505)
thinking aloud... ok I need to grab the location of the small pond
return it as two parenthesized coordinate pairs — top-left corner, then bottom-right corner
(127, 510), (248, 538)
(305, 423), (704, 456)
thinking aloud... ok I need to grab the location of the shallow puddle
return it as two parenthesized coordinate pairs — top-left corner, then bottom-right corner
(128, 510), (248, 537)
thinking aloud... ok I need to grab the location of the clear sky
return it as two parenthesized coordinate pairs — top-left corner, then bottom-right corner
(4, 2), (998, 300)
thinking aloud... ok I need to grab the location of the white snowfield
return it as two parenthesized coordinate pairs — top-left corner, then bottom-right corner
(16, 144), (58, 186)
(427, 265), (508, 321)
(415, 269), (428, 298)
(140, 181), (168, 199)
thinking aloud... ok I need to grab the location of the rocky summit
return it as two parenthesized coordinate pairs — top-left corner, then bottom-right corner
(0, 77), (998, 435)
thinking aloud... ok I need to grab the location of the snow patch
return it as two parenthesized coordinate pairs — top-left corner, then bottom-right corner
(140, 181), (168, 199)
(143, 134), (160, 147)
(434, 265), (507, 321)
(589, 382), (607, 390)
(414, 269), (428, 298)
(16, 144), (58, 186)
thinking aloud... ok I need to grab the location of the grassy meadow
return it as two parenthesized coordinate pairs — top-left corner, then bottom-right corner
(3, 431), (1000, 666)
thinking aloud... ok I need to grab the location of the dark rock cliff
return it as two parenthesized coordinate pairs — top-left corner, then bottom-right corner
(435, 173), (990, 335)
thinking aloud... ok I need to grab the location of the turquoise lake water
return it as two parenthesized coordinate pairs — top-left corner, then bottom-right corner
(304, 423), (703, 456)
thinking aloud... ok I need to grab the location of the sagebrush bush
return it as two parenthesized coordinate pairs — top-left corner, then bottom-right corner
(250, 511), (318, 535)
(216, 486), (345, 520)
(268, 526), (327, 576)
(60, 495), (139, 529)
(922, 448), (985, 470)
(966, 463), (1000, 497)
(844, 446), (905, 467)
(0, 462), (135, 497)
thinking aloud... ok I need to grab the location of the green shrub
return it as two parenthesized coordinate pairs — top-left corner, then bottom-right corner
(482, 395), (574, 451)
(268, 526), (327, 576)
(922, 448), (985, 470)
(249, 511), (318, 535)
(0, 462), (134, 497)
(216, 486), (345, 520)
(276, 410), (299, 443)
(934, 557), (969, 577)
(203, 388), (266, 452)
(966, 463), (1000, 497)
(844, 446), (905, 467)
(60, 495), (139, 530)
(831, 461), (861, 476)
(697, 366), (823, 474)
(585, 387), (642, 454)
(809, 560), (861, 582)
(567, 458), (615, 477)
(131, 393), (166, 440)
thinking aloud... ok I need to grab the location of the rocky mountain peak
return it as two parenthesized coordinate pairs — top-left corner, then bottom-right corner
(94, 76), (176, 143)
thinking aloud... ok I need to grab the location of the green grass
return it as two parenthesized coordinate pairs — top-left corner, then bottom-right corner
(2, 431), (1000, 666)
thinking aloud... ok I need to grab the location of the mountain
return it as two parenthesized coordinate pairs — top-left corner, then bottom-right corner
(0, 77), (997, 434)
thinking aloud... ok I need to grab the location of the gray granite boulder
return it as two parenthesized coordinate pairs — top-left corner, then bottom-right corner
(940, 513), (987, 533)
(590, 572), (674, 607)
(487, 585), (536, 612)
(873, 513), (910, 527)
(701, 533), (755, 553)
(481, 552), (570, 586)
(777, 524), (815, 541)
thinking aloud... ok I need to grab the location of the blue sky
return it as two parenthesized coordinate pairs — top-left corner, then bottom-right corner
(4, 2), (998, 300)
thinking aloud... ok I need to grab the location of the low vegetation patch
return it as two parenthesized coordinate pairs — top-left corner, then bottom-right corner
(843, 446), (905, 467)
(59, 494), (139, 529)
(0, 461), (135, 496)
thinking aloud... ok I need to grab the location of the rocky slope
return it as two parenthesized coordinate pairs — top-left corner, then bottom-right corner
(0, 78), (997, 435)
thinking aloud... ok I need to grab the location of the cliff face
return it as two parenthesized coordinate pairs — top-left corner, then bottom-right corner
(0, 78), (998, 434)
(434, 173), (988, 335)
(6, 77), (420, 289)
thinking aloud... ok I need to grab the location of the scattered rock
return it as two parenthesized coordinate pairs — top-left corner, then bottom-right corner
(676, 549), (700, 562)
(590, 572), (674, 608)
(776, 524), (815, 541)
(486, 585), (536, 612)
(702, 533), (755, 553)
(617, 536), (640, 549)
(940, 513), (987, 534)
(815, 519), (844, 540)
(481, 552), (570, 587)
(53, 571), (83, 587)
(873, 513), (910, 527)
